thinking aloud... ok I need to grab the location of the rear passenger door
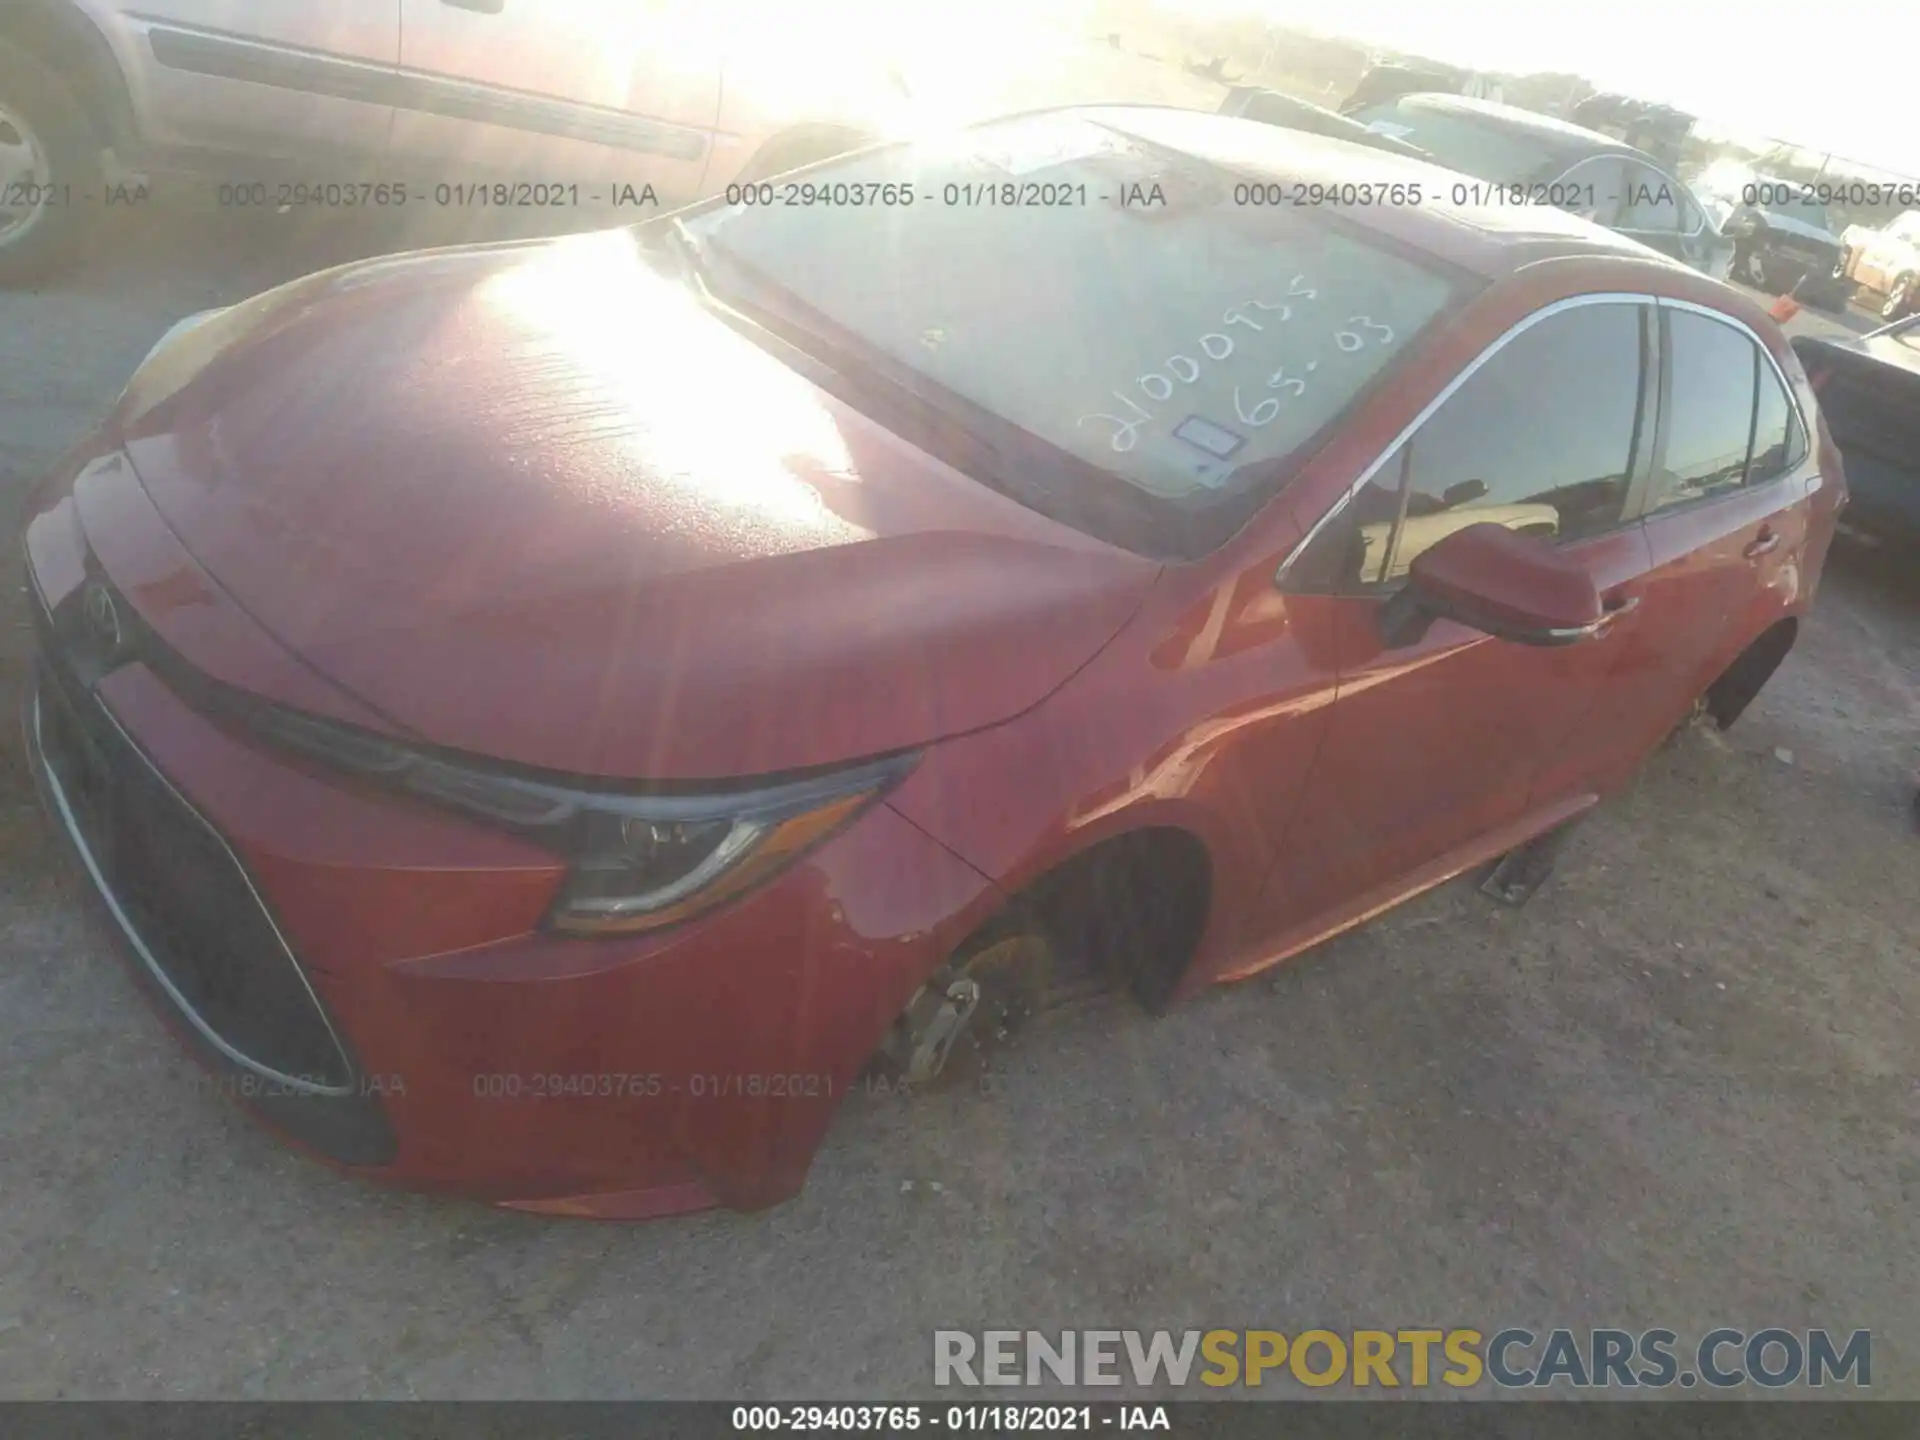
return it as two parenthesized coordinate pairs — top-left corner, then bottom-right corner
(1565, 301), (1814, 785)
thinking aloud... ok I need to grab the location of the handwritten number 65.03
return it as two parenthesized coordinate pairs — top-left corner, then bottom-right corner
(1079, 286), (1312, 451)
(1232, 315), (1395, 429)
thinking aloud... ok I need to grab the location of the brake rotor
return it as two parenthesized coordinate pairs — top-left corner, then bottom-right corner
(959, 934), (1052, 1038)
(883, 932), (1056, 1091)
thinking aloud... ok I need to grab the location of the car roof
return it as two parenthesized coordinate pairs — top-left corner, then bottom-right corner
(1367, 92), (1649, 163)
(1080, 105), (1684, 281)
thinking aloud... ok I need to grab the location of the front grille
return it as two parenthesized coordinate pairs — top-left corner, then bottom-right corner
(28, 584), (397, 1166)
(36, 657), (351, 1087)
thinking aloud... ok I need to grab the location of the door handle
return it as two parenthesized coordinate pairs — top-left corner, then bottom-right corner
(1562, 592), (1640, 643)
(441, 0), (505, 11)
(1744, 527), (1782, 560)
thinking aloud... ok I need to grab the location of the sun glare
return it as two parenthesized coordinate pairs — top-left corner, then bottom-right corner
(475, 231), (864, 542)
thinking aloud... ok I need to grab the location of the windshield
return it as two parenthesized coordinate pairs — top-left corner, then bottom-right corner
(1346, 101), (1566, 184)
(1763, 197), (1831, 231)
(674, 112), (1465, 559)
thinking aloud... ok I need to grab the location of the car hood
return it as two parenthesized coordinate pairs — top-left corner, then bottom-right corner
(115, 231), (1158, 780)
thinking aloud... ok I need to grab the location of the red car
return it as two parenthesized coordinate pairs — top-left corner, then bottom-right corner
(20, 107), (1843, 1219)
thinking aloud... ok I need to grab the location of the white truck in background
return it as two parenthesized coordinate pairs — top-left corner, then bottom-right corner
(1837, 208), (1920, 320)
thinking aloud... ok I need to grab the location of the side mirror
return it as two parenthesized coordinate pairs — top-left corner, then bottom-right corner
(1378, 522), (1606, 648)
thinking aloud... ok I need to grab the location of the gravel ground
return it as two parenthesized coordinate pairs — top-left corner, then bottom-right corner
(0, 147), (1915, 1402)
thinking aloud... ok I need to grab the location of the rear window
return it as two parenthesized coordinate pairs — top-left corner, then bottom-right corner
(1347, 101), (1566, 184)
(679, 113), (1466, 558)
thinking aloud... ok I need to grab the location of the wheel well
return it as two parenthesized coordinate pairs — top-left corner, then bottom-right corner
(0, 0), (135, 152)
(735, 124), (875, 183)
(971, 827), (1214, 1016)
(1705, 617), (1797, 730)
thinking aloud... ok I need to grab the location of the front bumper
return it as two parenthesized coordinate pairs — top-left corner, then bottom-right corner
(21, 452), (998, 1218)
(25, 657), (400, 1166)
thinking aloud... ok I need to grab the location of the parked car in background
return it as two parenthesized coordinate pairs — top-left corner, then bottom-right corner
(22, 107), (1840, 1217)
(1697, 173), (1853, 309)
(1837, 208), (1920, 320)
(1567, 94), (1694, 172)
(1338, 61), (1474, 115)
(1794, 311), (1920, 549)
(1342, 92), (1734, 281)
(0, 0), (904, 283)
(1218, 86), (1429, 159)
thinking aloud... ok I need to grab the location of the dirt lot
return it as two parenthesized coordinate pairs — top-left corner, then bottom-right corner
(2, 155), (1918, 1400)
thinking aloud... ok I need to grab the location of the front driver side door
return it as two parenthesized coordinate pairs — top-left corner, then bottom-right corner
(1257, 297), (1658, 943)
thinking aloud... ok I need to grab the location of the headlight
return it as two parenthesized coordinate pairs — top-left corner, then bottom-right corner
(249, 703), (914, 936)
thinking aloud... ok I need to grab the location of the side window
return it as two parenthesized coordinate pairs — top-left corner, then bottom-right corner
(1619, 165), (1682, 232)
(1649, 309), (1759, 512)
(1286, 303), (1648, 591)
(1387, 304), (1647, 579)
(1556, 156), (1630, 224)
(1749, 352), (1808, 485)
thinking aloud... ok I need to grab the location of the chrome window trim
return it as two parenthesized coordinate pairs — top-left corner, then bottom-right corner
(1278, 290), (1814, 585)
(1276, 291), (1656, 583)
(1659, 296), (1808, 409)
(25, 677), (359, 1099)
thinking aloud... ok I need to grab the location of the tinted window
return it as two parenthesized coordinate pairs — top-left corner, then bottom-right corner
(1288, 302), (1647, 590)
(1386, 303), (1646, 579)
(1749, 354), (1806, 484)
(1652, 310), (1759, 510)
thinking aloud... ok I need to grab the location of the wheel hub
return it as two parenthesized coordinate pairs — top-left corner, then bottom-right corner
(0, 102), (53, 245)
(879, 933), (1055, 1087)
